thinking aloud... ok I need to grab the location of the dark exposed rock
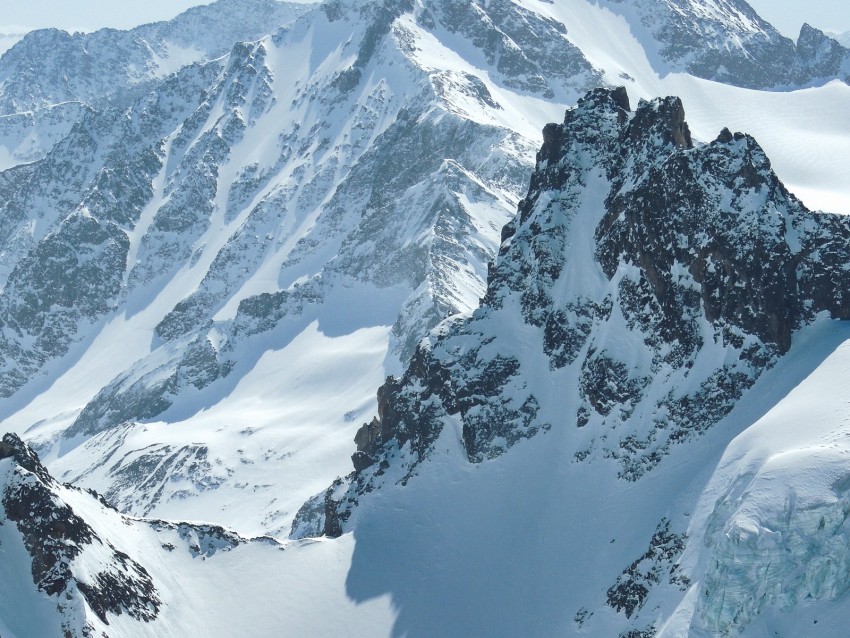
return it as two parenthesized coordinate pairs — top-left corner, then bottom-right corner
(0, 213), (129, 398)
(296, 85), (850, 539)
(606, 519), (687, 618)
(580, 353), (649, 417)
(597, 128), (850, 355)
(1, 433), (161, 630)
(1, 433), (53, 483)
(147, 520), (246, 557)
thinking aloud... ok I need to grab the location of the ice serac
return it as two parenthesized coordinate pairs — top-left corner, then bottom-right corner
(296, 86), (850, 560)
(694, 445), (850, 635)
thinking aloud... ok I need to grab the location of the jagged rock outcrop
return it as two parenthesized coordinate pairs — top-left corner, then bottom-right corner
(294, 86), (850, 539)
(0, 433), (160, 636)
(606, 519), (688, 619)
(1, 431), (283, 636)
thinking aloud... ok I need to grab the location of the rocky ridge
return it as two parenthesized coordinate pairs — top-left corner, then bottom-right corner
(0, 433), (160, 636)
(599, 0), (850, 88)
(294, 86), (850, 549)
(0, 432), (280, 637)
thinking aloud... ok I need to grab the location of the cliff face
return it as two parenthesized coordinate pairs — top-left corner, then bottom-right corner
(295, 86), (850, 540)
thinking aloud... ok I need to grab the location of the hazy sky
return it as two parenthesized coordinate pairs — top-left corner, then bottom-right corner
(746, 0), (850, 37)
(0, 0), (848, 39)
(1, 0), (212, 33)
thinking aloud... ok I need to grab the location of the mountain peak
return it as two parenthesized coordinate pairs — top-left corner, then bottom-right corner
(298, 84), (850, 546)
(0, 432), (51, 482)
(628, 95), (692, 150)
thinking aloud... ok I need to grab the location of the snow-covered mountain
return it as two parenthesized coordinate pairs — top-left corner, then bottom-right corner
(1, 432), (390, 637)
(2, 0), (850, 635)
(295, 86), (850, 636)
(0, 0), (311, 114)
(0, 0), (311, 170)
(596, 0), (850, 89)
(1, 0), (604, 535)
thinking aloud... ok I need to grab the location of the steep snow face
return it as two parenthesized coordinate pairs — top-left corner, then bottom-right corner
(296, 87), (850, 636)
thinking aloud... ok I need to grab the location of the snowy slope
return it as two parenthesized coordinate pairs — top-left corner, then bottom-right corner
(1, 1), (850, 636)
(297, 86), (850, 637)
(0, 0), (847, 541)
(0, 433), (395, 637)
